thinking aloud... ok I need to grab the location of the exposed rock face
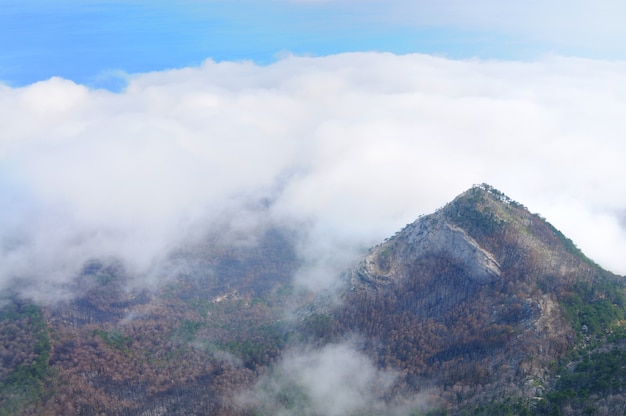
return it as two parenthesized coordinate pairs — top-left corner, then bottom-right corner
(353, 212), (501, 287)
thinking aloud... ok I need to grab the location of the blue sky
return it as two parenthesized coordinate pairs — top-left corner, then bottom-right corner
(3, 1), (625, 89)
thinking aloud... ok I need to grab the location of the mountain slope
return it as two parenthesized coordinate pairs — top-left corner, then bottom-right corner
(302, 184), (626, 414)
(2, 184), (626, 415)
(1, 226), (301, 415)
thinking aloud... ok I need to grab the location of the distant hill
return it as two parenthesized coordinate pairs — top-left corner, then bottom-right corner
(2, 184), (626, 415)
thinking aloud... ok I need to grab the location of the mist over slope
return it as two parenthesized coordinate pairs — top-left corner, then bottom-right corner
(2, 185), (626, 415)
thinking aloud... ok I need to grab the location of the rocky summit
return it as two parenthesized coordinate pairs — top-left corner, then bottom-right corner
(354, 207), (502, 286)
(2, 184), (626, 415)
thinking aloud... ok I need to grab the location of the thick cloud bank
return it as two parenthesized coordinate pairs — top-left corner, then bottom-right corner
(2, 53), (626, 299)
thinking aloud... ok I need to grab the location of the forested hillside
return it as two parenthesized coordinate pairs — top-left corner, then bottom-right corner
(300, 185), (626, 415)
(2, 185), (626, 415)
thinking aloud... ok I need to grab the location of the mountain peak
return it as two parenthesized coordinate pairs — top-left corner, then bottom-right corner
(325, 186), (626, 413)
(352, 183), (603, 291)
(351, 184), (521, 288)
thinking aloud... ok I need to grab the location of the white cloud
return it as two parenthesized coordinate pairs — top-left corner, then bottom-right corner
(238, 341), (424, 416)
(1, 52), (626, 299)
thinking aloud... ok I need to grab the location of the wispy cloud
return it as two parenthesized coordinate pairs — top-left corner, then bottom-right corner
(238, 341), (430, 415)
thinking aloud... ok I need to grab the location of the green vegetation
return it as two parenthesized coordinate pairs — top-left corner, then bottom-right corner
(536, 275), (626, 414)
(412, 408), (449, 416)
(301, 313), (333, 339)
(445, 187), (505, 239)
(461, 399), (531, 416)
(217, 322), (289, 369)
(81, 260), (122, 286)
(219, 339), (265, 368)
(188, 297), (216, 318)
(561, 279), (626, 337)
(0, 302), (51, 415)
(0, 302), (42, 322)
(173, 319), (204, 343)
(94, 329), (133, 353)
(559, 349), (626, 396)
(536, 348), (626, 414)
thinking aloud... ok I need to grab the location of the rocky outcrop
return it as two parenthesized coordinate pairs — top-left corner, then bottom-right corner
(352, 212), (501, 287)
